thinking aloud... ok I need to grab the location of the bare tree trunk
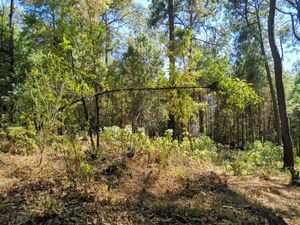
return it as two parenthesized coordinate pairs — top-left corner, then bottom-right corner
(0, 4), (4, 50)
(6, 0), (14, 123)
(214, 99), (221, 143)
(168, 0), (176, 137)
(242, 112), (245, 147)
(8, 0), (14, 76)
(168, 0), (175, 74)
(199, 110), (204, 134)
(255, 4), (282, 145)
(95, 88), (100, 148)
(82, 98), (95, 149)
(268, 0), (295, 173)
(236, 111), (240, 148)
(188, 0), (193, 73)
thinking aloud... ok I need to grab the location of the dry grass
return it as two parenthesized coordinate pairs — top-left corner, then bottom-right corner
(229, 175), (300, 225)
(0, 146), (299, 224)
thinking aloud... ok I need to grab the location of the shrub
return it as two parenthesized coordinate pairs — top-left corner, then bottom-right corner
(245, 141), (282, 168)
(190, 135), (218, 161)
(0, 126), (38, 154)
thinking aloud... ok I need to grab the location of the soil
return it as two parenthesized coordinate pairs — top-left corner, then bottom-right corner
(0, 150), (299, 225)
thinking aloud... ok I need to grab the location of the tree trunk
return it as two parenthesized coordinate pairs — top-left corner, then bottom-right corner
(8, 0), (14, 76)
(198, 94), (204, 134)
(168, 0), (176, 136)
(255, 4), (282, 145)
(0, 4), (5, 50)
(268, 0), (294, 170)
(168, 0), (175, 74)
(95, 89), (100, 148)
(242, 112), (245, 147)
(82, 98), (95, 149)
(199, 109), (204, 134)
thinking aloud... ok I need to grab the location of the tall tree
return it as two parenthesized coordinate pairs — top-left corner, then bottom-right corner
(167, 0), (176, 134)
(254, 0), (282, 144)
(8, 0), (14, 77)
(276, 0), (300, 41)
(228, 0), (282, 144)
(268, 0), (297, 178)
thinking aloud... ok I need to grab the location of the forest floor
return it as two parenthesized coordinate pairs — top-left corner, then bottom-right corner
(0, 147), (300, 225)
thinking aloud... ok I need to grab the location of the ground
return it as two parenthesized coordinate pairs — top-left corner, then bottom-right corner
(0, 148), (299, 225)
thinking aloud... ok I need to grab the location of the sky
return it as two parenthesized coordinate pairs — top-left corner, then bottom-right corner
(3, 0), (299, 73)
(135, 0), (150, 7)
(134, 0), (298, 73)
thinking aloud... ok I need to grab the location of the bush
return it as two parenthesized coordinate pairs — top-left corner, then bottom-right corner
(190, 135), (217, 161)
(245, 141), (282, 168)
(0, 126), (38, 154)
(99, 126), (218, 165)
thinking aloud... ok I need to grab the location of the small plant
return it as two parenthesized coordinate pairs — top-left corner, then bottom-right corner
(231, 157), (248, 176)
(0, 126), (38, 154)
(60, 138), (95, 192)
(191, 135), (217, 161)
(245, 141), (283, 175)
(40, 197), (60, 215)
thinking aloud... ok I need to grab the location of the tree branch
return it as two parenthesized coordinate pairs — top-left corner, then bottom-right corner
(56, 85), (212, 114)
(291, 14), (300, 41)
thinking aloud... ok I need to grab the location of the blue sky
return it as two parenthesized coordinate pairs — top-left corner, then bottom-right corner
(136, 0), (150, 7)
(134, 0), (298, 72)
(3, 0), (298, 72)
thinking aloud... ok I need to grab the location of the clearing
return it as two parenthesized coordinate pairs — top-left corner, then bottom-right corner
(0, 147), (299, 225)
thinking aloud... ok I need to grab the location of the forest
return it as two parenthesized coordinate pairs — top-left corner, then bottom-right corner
(0, 0), (300, 224)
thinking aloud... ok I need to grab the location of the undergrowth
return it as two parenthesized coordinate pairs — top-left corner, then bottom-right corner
(0, 125), (298, 183)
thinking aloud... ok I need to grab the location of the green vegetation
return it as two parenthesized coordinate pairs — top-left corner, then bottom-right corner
(1, 0), (300, 224)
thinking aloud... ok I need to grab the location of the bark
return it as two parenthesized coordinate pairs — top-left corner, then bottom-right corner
(247, 107), (254, 143)
(93, 54), (100, 148)
(8, 0), (14, 76)
(168, 0), (175, 74)
(104, 17), (109, 64)
(242, 112), (245, 147)
(188, 0), (193, 72)
(236, 111), (240, 147)
(168, 0), (176, 136)
(82, 97), (95, 149)
(214, 100), (220, 143)
(199, 110), (204, 134)
(268, 0), (294, 170)
(95, 88), (100, 148)
(198, 93), (205, 134)
(255, 4), (282, 145)
(0, 5), (4, 50)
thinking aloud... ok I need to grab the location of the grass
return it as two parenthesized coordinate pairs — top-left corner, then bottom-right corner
(0, 139), (299, 225)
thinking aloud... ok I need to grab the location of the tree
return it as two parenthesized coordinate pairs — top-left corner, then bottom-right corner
(268, 0), (297, 180)
(227, 0), (282, 145)
(149, 0), (177, 135)
(254, 0), (282, 144)
(120, 33), (164, 131)
(276, 0), (300, 41)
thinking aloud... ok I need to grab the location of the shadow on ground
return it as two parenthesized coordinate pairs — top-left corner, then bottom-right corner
(0, 171), (288, 225)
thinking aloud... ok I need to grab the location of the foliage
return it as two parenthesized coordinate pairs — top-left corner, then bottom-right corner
(0, 0), (298, 187)
(222, 141), (283, 177)
(39, 197), (60, 215)
(245, 141), (283, 167)
(0, 126), (38, 154)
